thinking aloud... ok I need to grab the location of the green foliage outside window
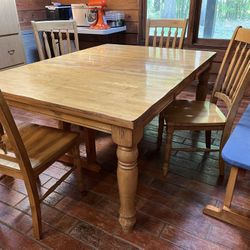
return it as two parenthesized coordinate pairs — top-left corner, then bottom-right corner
(147, 0), (250, 39)
(147, 0), (190, 19)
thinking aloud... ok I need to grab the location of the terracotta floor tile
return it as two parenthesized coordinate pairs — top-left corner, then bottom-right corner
(15, 197), (31, 213)
(0, 183), (26, 206)
(0, 223), (45, 249)
(40, 204), (79, 233)
(115, 227), (181, 250)
(56, 197), (119, 233)
(139, 201), (211, 239)
(43, 191), (64, 207)
(137, 184), (179, 208)
(70, 221), (139, 249)
(207, 224), (250, 249)
(0, 201), (32, 233)
(135, 212), (165, 237)
(161, 224), (227, 249)
(37, 223), (93, 250)
(43, 165), (69, 179)
(0, 176), (28, 195)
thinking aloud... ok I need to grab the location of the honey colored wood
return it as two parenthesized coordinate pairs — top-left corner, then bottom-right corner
(162, 27), (250, 176)
(0, 90), (83, 240)
(203, 167), (250, 232)
(145, 19), (188, 49)
(0, 44), (215, 233)
(32, 20), (79, 61)
(32, 21), (98, 170)
(147, 19), (189, 149)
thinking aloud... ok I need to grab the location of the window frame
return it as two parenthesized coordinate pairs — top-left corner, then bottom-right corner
(142, 0), (236, 49)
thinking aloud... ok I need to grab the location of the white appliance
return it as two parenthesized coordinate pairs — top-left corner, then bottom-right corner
(71, 4), (97, 27)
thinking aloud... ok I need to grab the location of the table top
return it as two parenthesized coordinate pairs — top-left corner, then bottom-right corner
(77, 26), (126, 35)
(0, 44), (216, 129)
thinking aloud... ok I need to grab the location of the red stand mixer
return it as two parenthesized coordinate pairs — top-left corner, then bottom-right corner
(88, 0), (109, 30)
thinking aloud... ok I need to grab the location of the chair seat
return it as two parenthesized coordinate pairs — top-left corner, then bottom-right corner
(1, 124), (79, 175)
(222, 105), (250, 170)
(163, 100), (226, 127)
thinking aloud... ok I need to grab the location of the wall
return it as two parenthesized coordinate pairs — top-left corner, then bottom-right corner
(16, 0), (50, 29)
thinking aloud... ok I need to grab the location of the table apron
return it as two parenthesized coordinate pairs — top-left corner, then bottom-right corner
(7, 100), (112, 133)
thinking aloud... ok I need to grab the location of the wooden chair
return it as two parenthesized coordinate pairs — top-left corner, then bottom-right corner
(204, 103), (250, 231)
(145, 19), (188, 48)
(162, 27), (250, 176)
(31, 20), (79, 60)
(145, 19), (188, 148)
(0, 90), (84, 240)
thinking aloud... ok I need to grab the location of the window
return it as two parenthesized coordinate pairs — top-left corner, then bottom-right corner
(147, 0), (190, 19)
(145, 0), (250, 44)
(199, 0), (250, 39)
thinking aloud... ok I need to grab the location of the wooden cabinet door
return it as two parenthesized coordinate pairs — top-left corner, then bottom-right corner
(0, 0), (20, 36)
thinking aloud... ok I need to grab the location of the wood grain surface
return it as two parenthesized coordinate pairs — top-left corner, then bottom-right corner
(0, 44), (215, 129)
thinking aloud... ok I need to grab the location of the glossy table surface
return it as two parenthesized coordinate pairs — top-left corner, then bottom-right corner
(0, 44), (216, 130)
(0, 44), (216, 233)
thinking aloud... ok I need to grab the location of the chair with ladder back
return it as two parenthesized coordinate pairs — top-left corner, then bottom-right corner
(32, 20), (79, 60)
(161, 26), (250, 176)
(145, 18), (188, 148)
(0, 90), (84, 240)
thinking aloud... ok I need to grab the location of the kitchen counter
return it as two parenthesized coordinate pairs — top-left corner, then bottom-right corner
(77, 26), (126, 35)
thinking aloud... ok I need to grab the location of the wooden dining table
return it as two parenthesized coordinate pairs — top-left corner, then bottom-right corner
(0, 44), (216, 233)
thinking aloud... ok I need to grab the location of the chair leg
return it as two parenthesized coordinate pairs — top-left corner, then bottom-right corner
(203, 166), (250, 231)
(24, 180), (42, 240)
(163, 125), (174, 176)
(205, 130), (211, 149)
(219, 157), (225, 176)
(157, 112), (165, 150)
(72, 145), (85, 192)
(218, 131), (228, 176)
(223, 166), (239, 208)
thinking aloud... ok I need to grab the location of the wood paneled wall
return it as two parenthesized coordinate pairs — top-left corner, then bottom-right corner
(16, 0), (50, 29)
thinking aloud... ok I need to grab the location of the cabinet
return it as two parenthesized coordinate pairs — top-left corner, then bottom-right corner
(0, 0), (25, 70)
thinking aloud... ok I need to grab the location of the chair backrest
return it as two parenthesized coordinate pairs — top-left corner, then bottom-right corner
(0, 90), (33, 179)
(211, 27), (250, 124)
(145, 19), (188, 49)
(32, 20), (80, 61)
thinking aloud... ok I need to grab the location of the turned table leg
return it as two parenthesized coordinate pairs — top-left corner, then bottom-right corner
(112, 125), (143, 233)
(117, 145), (138, 233)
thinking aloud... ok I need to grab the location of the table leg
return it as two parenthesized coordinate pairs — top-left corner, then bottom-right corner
(82, 127), (97, 164)
(112, 126), (143, 233)
(117, 145), (138, 233)
(81, 127), (100, 172)
(196, 64), (211, 101)
(59, 123), (100, 172)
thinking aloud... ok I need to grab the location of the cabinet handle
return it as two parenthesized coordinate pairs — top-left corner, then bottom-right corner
(8, 49), (15, 55)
